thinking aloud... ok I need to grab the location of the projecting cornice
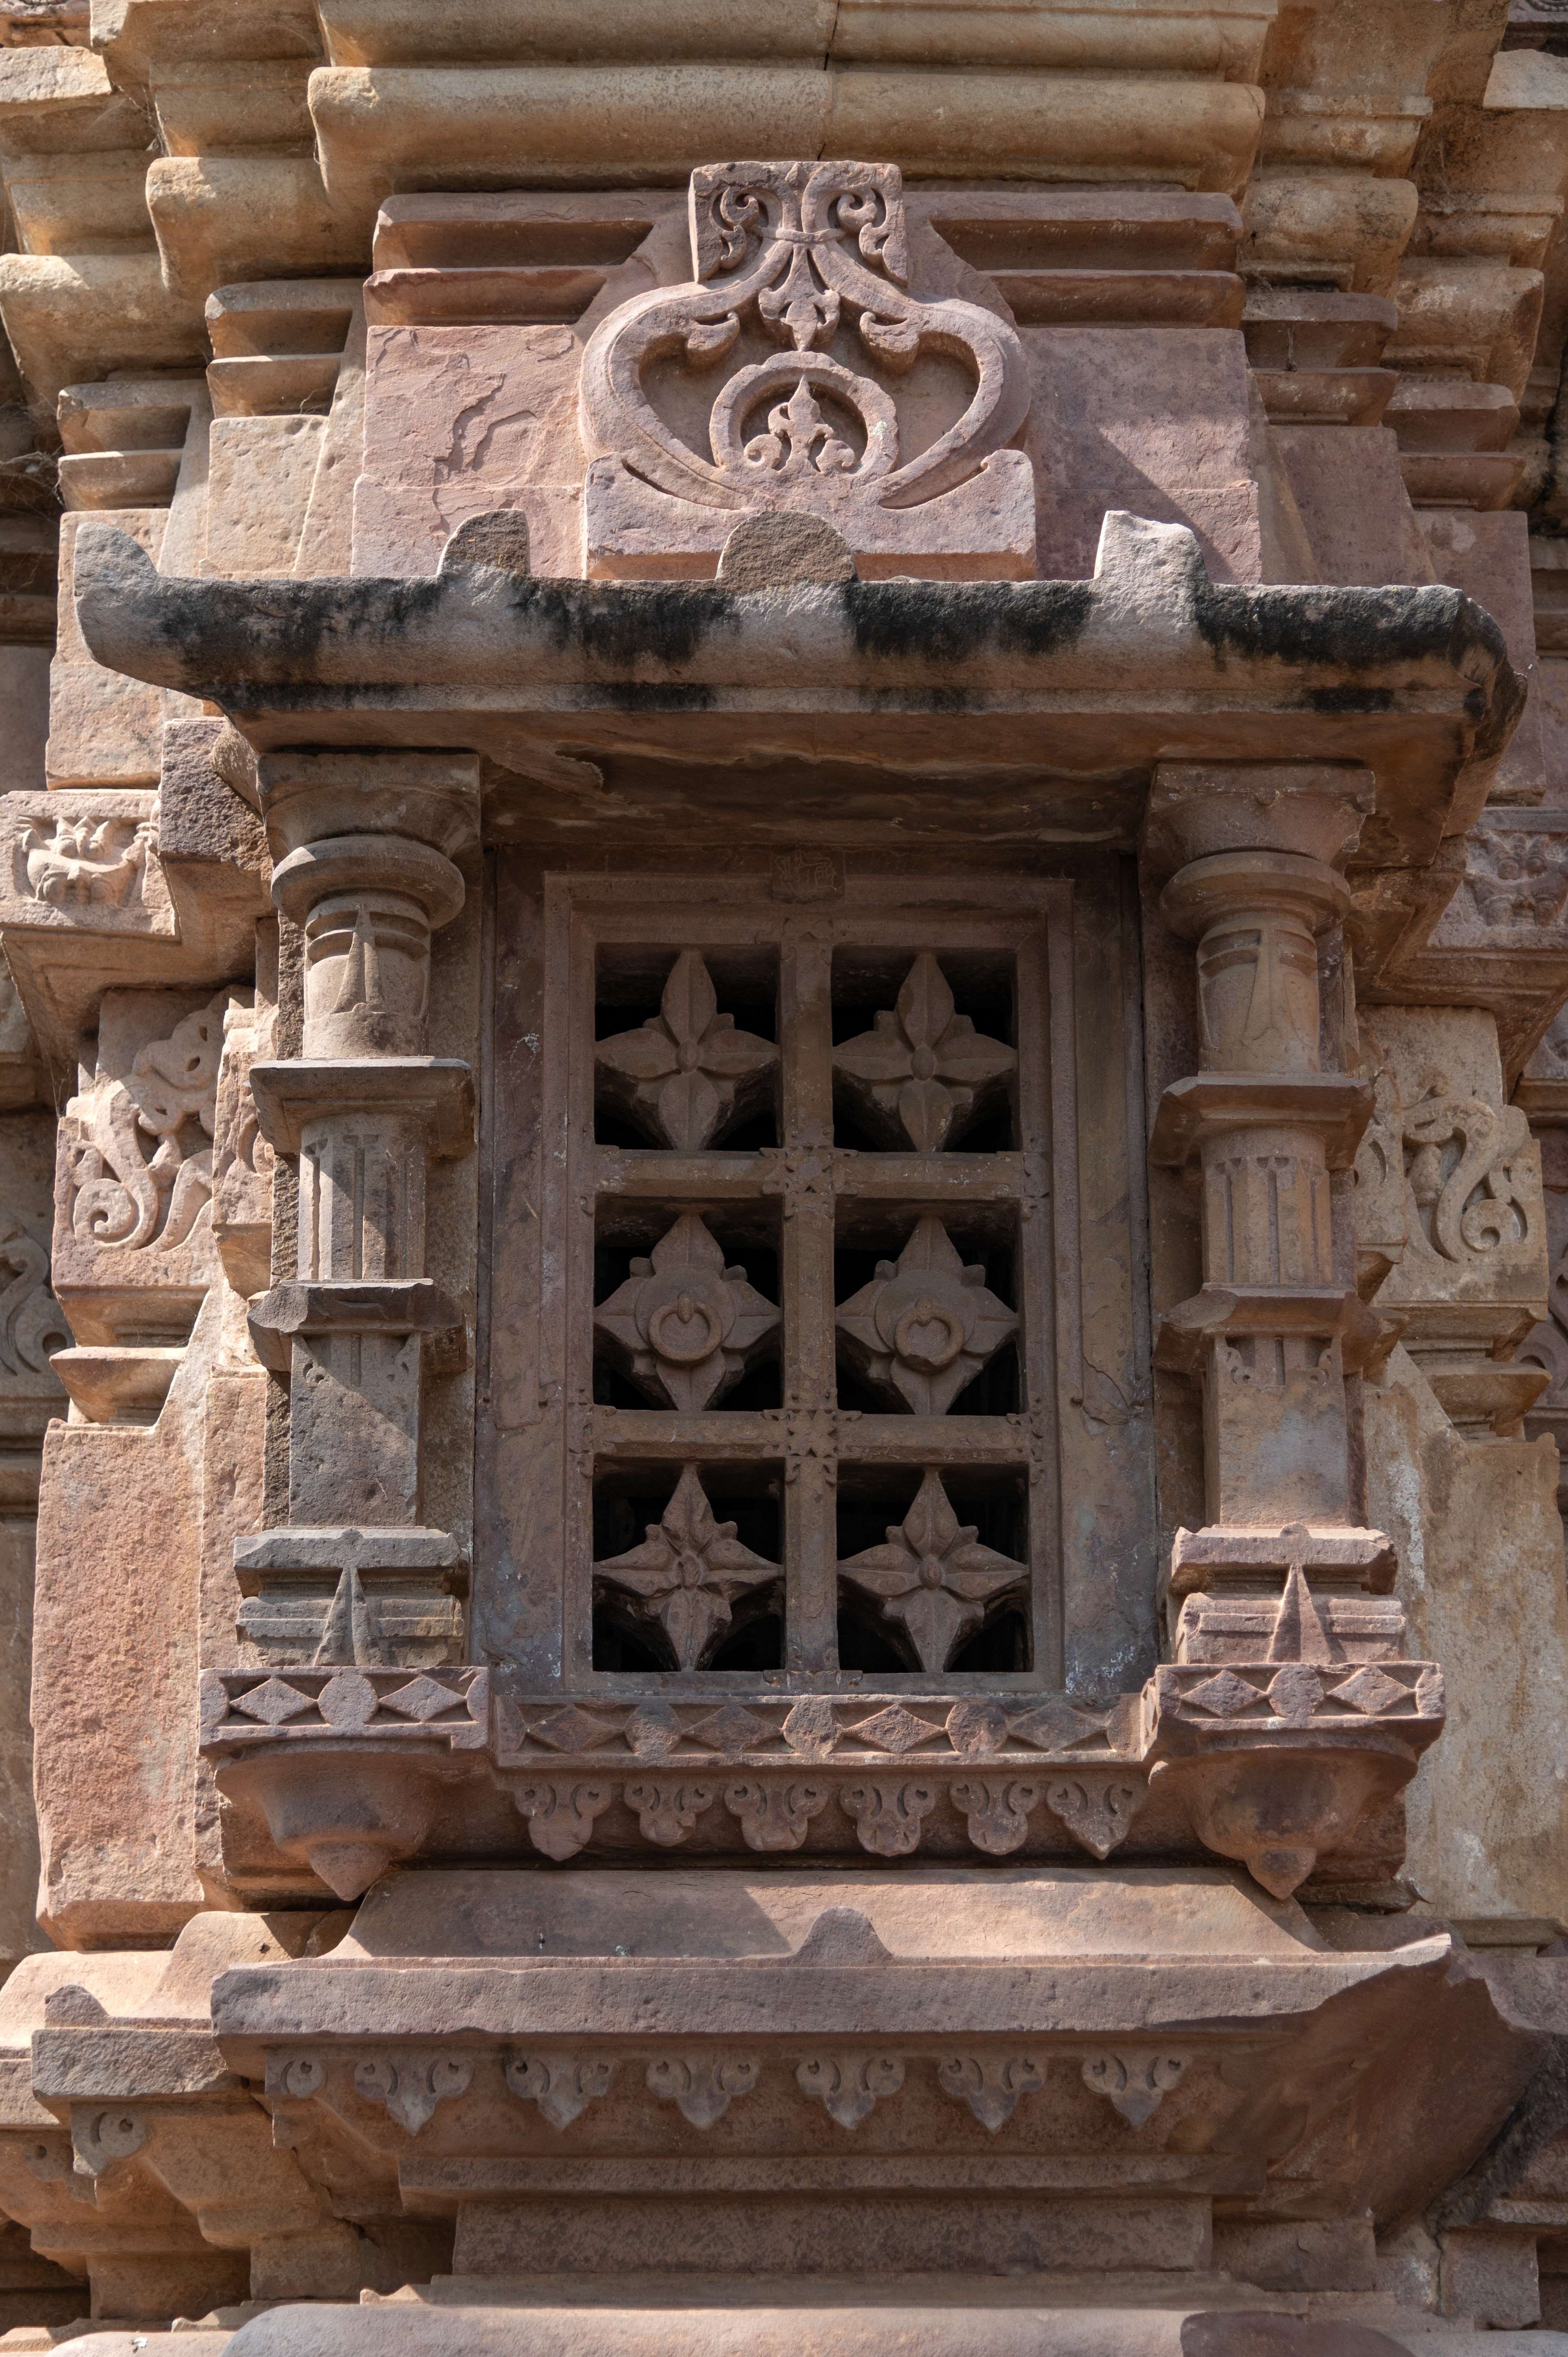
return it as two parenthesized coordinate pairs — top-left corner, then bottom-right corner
(71, 507), (1520, 874)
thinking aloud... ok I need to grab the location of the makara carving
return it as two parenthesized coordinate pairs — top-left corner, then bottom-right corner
(19, 810), (148, 908)
(595, 952), (777, 1152)
(1403, 1070), (1540, 1263)
(1466, 827), (1568, 929)
(833, 955), (1016, 1151)
(838, 1467), (1026, 1669)
(836, 1216), (1016, 1414)
(594, 1465), (780, 1669)
(593, 1212), (779, 1410)
(62, 993), (224, 1252)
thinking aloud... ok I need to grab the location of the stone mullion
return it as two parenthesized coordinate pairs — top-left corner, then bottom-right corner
(1013, 927), (1060, 1686)
(568, 914), (603, 1687)
(778, 933), (839, 1673)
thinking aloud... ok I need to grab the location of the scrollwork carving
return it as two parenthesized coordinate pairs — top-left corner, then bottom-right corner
(580, 160), (1029, 531)
(624, 1778), (715, 1847)
(514, 1779), (614, 1861)
(837, 1777), (937, 1856)
(1042, 1773), (1146, 1860)
(506, 2054), (616, 2130)
(0, 1219), (66, 1375)
(646, 2052), (759, 2129)
(936, 2054), (1044, 2133)
(1081, 2049), (1187, 2127)
(722, 1778), (829, 1851)
(796, 2053), (904, 2128)
(352, 2053), (472, 2136)
(70, 2104), (148, 2178)
(951, 1776), (1043, 1856)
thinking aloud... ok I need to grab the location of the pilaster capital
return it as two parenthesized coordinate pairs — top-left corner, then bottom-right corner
(254, 750), (481, 865)
(1160, 850), (1352, 945)
(1142, 761), (1375, 884)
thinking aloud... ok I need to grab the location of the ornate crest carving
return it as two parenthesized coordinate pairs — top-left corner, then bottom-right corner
(580, 160), (1034, 578)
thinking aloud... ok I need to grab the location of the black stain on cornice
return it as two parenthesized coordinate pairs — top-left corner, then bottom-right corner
(512, 579), (734, 670)
(843, 578), (1096, 664)
(1192, 579), (1507, 676)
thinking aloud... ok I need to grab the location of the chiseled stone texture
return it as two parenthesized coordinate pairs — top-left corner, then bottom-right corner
(353, 325), (585, 580)
(1026, 327), (1262, 583)
(1367, 1341), (1568, 1919)
(31, 1293), (223, 1947)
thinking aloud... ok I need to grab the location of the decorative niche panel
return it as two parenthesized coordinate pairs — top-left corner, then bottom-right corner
(479, 855), (1157, 1716)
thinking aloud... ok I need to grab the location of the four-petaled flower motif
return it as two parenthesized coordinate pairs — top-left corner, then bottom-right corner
(595, 951), (777, 1153)
(838, 1468), (1026, 1671)
(594, 1212), (779, 1411)
(594, 1466), (779, 1671)
(833, 954), (1016, 1152)
(836, 1214), (1017, 1416)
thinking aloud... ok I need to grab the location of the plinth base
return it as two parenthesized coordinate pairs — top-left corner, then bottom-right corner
(213, 2292), (1427, 2357)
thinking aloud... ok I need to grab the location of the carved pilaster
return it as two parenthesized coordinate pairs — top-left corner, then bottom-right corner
(236, 752), (478, 1675)
(1138, 763), (1443, 1897)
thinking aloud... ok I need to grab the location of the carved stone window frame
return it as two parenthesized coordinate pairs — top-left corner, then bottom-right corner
(480, 853), (1157, 1708)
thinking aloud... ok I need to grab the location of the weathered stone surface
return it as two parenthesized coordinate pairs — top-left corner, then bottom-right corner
(0, 19), (1562, 2341)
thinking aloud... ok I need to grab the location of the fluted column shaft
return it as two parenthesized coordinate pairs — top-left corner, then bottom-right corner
(234, 750), (479, 1665)
(1145, 765), (1378, 1550)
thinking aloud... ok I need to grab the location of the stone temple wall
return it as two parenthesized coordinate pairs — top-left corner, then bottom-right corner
(0, 3), (1562, 2351)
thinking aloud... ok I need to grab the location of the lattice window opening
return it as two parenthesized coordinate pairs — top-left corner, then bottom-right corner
(835, 1462), (1032, 1677)
(591, 1199), (783, 1415)
(593, 945), (781, 1153)
(558, 883), (1065, 1692)
(830, 946), (1019, 1155)
(832, 1206), (1023, 1420)
(590, 1461), (786, 1674)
